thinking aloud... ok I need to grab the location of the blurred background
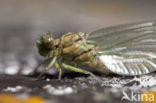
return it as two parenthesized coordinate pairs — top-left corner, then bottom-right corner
(0, 0), (156, 75)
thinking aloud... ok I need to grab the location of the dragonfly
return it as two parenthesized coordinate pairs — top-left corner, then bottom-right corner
(36, 21), (156, 81)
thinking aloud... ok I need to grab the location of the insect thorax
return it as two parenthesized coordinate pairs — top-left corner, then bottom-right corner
(52, 32), (112, 74)
(55, 32), (96, 64)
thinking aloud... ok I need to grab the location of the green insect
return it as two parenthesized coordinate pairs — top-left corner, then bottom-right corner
(36, 21), (156, 81)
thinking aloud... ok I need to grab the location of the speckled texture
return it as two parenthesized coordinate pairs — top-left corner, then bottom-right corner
(0, 73), (156, 103)
(1, 1), (156, 103)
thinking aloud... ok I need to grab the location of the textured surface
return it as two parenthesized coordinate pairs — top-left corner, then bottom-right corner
(1, 73), (156, 103)
(0, 0), (156, 103)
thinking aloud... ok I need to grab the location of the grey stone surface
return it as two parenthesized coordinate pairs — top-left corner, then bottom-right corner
(0, 0), (156, 103)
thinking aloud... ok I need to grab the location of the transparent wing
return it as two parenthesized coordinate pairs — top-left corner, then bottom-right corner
(86, 21), (156, 75)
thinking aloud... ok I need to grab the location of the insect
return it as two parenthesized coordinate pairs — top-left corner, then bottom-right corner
(36, 21), (156, 81)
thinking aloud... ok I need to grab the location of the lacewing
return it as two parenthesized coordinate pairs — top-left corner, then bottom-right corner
(36, 21), (156, 81)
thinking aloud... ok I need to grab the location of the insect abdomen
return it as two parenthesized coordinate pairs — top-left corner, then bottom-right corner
(85, 55), (112, 74)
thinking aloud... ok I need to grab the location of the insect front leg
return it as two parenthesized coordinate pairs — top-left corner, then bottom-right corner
(55, 61), (62, 80)
(61, 63), (100, 82)
(37, 56), (57, 80)
(33, 57), (53, 73)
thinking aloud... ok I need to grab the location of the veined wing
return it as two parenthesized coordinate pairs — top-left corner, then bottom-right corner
(86, 21), (156, 75)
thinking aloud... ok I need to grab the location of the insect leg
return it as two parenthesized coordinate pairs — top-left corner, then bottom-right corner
(33, 57), (53, 73)
(61, 63), (100, 82)
(55, 61), (62, 80)
(37, 56), (57, 80)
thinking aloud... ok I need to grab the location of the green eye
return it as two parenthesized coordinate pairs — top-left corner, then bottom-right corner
(36, 39), (41, 45)
(42, 32), (53, 44)
(36, 33), (54, 57)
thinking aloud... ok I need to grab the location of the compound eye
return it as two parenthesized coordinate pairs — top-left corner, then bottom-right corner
(42, 32), (53, 44)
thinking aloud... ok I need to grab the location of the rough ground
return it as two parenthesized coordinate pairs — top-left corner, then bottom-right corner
(1, 0), (156, 102)
(0, 67), (156, 103)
